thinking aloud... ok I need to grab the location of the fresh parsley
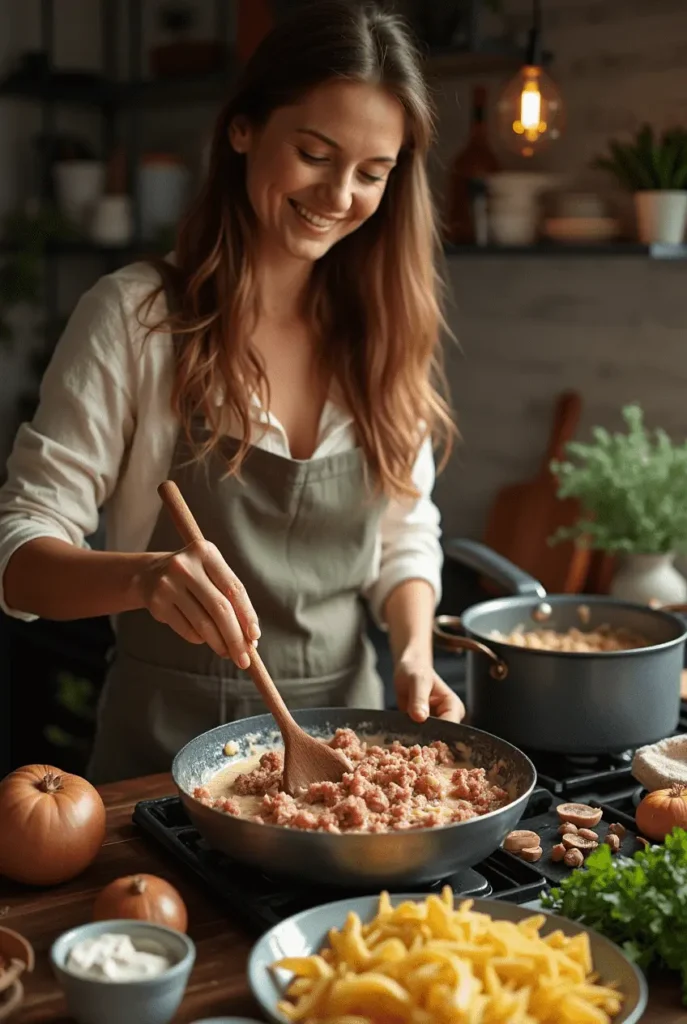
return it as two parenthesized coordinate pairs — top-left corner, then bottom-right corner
(542, 827), (687, 1003)
(550, 403), (687, 554)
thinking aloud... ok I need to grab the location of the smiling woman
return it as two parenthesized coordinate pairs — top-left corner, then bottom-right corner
(0, 0), (463, 786)
(230, 80), (404, 262)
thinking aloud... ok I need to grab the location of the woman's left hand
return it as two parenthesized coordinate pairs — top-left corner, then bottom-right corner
(394, 650), (465, 723)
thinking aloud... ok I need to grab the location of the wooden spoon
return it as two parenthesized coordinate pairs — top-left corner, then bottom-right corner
(157, 480), (353, 795)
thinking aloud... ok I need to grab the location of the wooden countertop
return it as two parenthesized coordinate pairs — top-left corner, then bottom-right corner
(0, 773), (683, 1023)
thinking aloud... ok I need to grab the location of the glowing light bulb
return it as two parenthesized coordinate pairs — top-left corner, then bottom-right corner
(497, 64), (564, 158)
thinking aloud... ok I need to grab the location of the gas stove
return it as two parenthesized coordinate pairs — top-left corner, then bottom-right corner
(132, 788), (642, 936)
(133, 701), (684, 934)
(133, 790), (550, 934)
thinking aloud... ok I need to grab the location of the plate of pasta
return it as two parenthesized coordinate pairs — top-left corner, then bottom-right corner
(248, 888), (648, 1024)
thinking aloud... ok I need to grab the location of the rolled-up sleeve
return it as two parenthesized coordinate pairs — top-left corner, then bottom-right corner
(0, 278), (135, 620)
(366, 437), (443, 626)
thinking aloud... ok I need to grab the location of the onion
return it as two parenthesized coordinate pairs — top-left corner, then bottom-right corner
(93, 874), (188, 933)
(0, 765), (106, 886)
(635, 783), (687, 841)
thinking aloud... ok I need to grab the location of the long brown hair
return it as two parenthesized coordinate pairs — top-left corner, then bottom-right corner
(141, 0), (455, 498)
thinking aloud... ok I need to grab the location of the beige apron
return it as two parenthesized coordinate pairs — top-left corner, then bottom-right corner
(87, 424), (387, 784)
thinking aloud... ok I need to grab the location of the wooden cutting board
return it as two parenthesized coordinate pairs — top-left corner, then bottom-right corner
(482, 390), (591, 594)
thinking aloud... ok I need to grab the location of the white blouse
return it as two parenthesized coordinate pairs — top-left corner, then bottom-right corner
(0, 260), (443, 625)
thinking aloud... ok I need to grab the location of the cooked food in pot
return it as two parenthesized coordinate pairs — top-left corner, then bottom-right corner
(489, 624), (650, 652)
(192, 728), (510, 833)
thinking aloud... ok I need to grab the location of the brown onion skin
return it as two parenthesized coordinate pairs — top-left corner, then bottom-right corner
(93, 874), (188, 933)
(0, 765), (106, 886)
(635, 784), (687, 841)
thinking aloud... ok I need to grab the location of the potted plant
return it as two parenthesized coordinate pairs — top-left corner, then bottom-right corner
(0, 203), (75, 344)
(550, 404), (687, 605)
(594, 124), (687, 245)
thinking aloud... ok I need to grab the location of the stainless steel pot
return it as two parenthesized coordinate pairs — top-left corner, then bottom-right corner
(434, 539), (687, 754)
(171, 708), (536, 888)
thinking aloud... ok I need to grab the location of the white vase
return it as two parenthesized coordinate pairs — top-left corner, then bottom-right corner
(634, 190), (687, 244)
(610, 553), (687, 606)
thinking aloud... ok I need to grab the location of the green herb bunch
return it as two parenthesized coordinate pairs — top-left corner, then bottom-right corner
(542, 828), (687, 1003)
(594, 123), (687, 191)
(550, 403), (687, 554)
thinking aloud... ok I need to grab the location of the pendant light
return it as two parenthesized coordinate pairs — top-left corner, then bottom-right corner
(496, 0), (564, 158)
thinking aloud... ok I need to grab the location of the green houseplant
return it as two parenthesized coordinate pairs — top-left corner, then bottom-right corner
(550, 403), (687, 604)
(0, 204), (75, 344)
(594, 124), (687, 244)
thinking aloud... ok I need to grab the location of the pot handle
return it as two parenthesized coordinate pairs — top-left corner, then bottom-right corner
(433, 615), (509, 680)
(444, 538), (547, 599)
(658, 603), (687, 615)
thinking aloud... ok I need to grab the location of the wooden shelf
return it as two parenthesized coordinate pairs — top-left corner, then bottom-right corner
(0, 239), (162, 258)
(0, 49), (518, 107)
(0, 67), (236, 108)
(4, 240), (685, 261)
(444, 242), (687, 259)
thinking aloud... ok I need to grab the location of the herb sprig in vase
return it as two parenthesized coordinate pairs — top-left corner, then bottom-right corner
(550, 403), (687, 605)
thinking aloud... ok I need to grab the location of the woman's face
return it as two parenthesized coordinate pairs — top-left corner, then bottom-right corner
(230, 79), (405, 263)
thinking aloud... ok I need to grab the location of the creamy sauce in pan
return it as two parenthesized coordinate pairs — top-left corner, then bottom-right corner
(193, 729), (513, 834)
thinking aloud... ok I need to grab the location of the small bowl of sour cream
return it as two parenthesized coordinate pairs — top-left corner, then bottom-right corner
(50, 919), (195, 1024)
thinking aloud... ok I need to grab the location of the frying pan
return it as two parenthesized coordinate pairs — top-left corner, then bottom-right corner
(171, 708), (536, 888)
(434, 539), (687, 754)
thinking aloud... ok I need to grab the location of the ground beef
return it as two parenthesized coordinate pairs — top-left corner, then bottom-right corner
(192, 729), (510, 834)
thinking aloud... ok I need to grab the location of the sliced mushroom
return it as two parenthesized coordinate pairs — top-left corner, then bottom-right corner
(564, 848), (584, 868)
(555, 802), (603, 828)
(503, 829), (540, 853)
(577, 828), (599, 841)
(561, 833), (597, 852)
(605, 833), (621, 853)
(557, 822), (578, 836)
(550, 843), (566, 862)
(608, 822), (627, 839)
(519, 845), (543, 863)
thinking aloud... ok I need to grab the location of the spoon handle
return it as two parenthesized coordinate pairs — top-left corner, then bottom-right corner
(157, 480), (296, 733)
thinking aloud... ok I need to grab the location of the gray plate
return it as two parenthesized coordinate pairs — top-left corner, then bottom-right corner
(248, 895), (648, 1024)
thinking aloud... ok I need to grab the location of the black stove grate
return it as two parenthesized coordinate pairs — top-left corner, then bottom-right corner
(133, 785), (645, 935)
(133, 791), (562, 934)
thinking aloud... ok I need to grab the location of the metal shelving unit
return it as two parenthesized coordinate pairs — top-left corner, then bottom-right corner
(0, 0), (235, 265)
(0, 1), (237, 776)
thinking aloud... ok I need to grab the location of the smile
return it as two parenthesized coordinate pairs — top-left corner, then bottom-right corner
(289, 200), (340, 230)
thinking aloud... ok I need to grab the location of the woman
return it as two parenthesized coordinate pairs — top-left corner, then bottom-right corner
(0, 0), (463, 784)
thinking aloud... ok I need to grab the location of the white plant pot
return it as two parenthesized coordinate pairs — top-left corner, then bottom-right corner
(610, 553), (687, 607)
(54, 160), (105, 229)
(634, 190), (687, 245)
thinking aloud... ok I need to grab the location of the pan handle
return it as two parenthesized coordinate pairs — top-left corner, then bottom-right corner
(433, 615), (509, 680)
(444, 539), (547, 599)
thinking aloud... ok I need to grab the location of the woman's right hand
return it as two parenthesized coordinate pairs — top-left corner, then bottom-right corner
(138, 540), (261, 668)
